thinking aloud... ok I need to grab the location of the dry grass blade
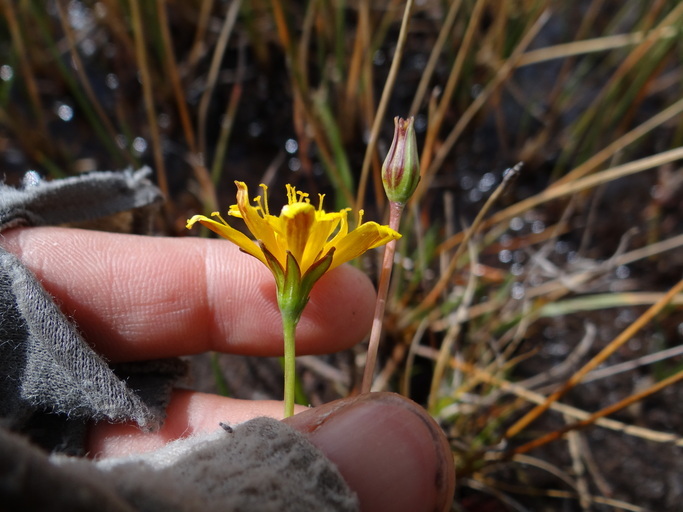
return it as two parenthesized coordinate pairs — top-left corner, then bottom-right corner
(414, 163), (521, 317)
(440, 146), (683, 253)
(517, 26), (679, 68)
(156, 0), (196, 154)
(416, 346), (683, 447)
(187, 0), (216, 71)
(55, 0), (134, 167)
(551, 95), (683, 187)
(457, 232), (683, 325)
(427, 239), (479, 411)
(129, 0), (169, 199)
(418, 0), (484, 174)
(197, 0), (242, 160)
(552, 1), (683, 173)
(504, 277), (683, 439)
(458, 477), (530, 511)
(416, 9), (550, 204)
(407, 0), (463, 117)
(2, 0), (45, 130)
(509, 367), (683, 457)
(211, 35), (246, 186)
(155, 0), (216, 212)
(580, 343), (683, 384)
(565, 427), (591, 510)
(477, 473), (649, 512)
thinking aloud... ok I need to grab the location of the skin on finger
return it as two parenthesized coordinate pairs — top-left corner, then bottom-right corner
(0, 227), (376, 361)
(87, 389), (308, 457)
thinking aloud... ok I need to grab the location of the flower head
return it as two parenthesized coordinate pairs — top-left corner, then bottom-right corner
(188, 181), (401, 417)
(187, 181), (400, 315)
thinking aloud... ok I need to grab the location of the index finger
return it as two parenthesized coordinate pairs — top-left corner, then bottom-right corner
(1, 227), (376, 362)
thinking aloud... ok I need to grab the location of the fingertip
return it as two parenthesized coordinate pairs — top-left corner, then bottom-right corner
(285, 392), (456, 512)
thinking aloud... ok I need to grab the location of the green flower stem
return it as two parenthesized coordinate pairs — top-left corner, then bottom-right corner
(210, 352), (230, 397)
(282, 308), (299, 418)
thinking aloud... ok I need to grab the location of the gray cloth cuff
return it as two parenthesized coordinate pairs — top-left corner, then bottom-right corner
(0, 169), (184, 454)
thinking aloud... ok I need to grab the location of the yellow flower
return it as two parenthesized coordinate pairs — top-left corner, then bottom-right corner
(187, 181), (400, 288)
(187, 180), (400, 417)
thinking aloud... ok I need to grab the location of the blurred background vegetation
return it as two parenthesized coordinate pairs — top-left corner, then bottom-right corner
(2, 1), (683, 510)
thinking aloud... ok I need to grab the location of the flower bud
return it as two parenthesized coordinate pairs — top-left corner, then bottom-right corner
(382, 116), (420, 204)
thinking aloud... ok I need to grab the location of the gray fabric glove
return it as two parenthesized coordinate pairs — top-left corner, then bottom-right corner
(0, 168), (185, 454)
(1, 417), (359, 512)
(0, 168), (162, 231)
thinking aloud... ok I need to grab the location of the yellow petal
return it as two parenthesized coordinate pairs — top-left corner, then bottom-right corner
(233, 181), (286, 267)
(299, 210), (342, 272)
(329, 222), (401, 271)
(187, 214), (267, 265)
(280, 201), (316, 267)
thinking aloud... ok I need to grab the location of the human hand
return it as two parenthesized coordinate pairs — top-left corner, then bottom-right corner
(2, 227), (454, 512)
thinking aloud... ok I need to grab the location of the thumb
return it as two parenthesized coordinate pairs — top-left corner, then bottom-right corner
(285, 392), (455, 512)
